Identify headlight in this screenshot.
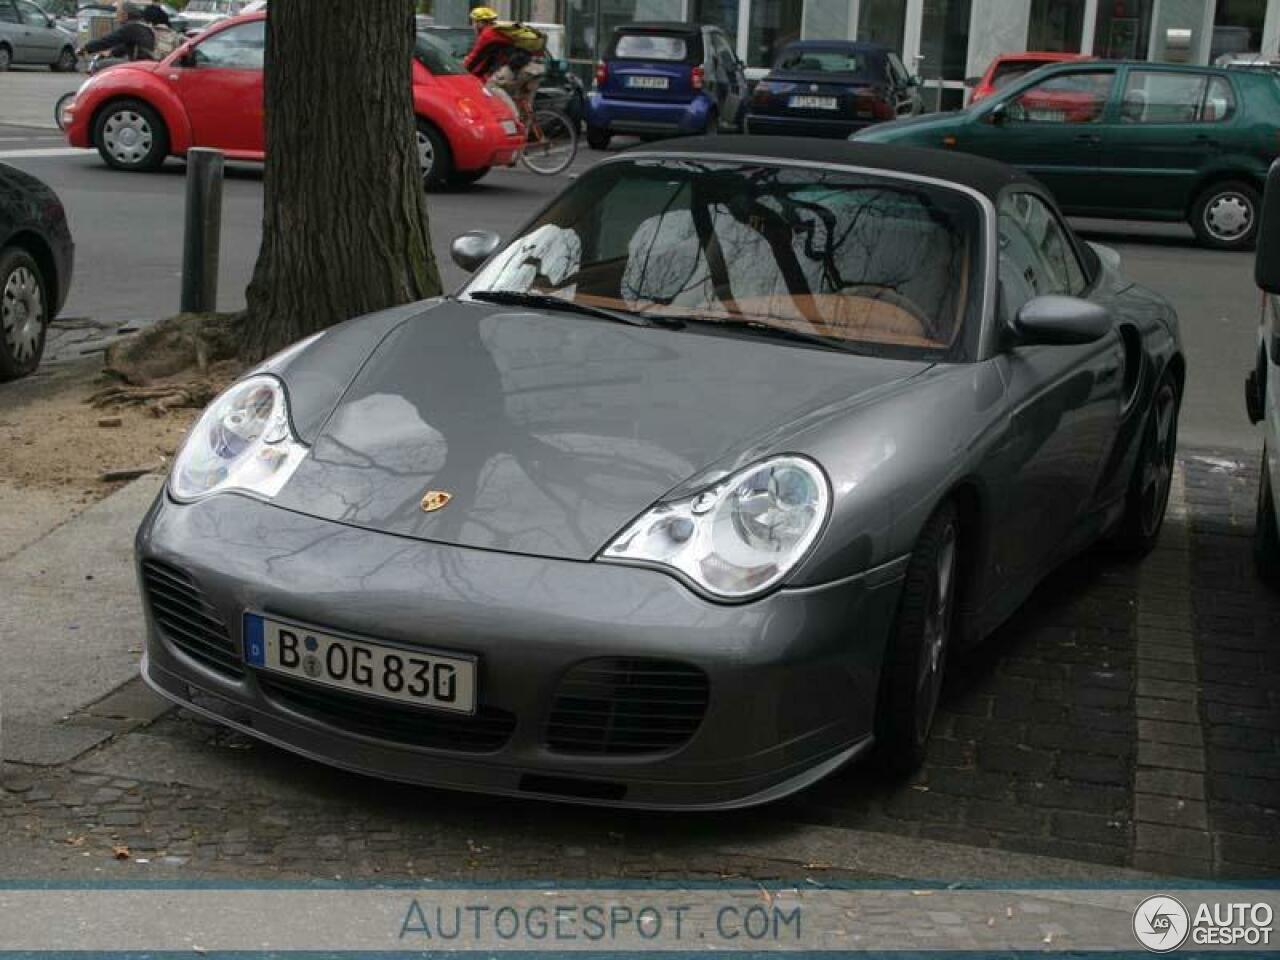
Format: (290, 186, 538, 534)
(169, 375, 307, 503)
(602, 455, 830, 600)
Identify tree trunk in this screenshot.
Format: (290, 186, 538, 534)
(242, 0, 441, 361)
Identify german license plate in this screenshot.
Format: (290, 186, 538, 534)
(243, 613, 476, 714)
(627, 75, 669, 89)
(789, 95, 838, 110)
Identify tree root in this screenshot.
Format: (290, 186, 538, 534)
(89, 312, 246, 415)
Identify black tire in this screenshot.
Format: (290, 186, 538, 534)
(1190, 179, 1261, 250)
(449, 166, 490, 187)
(0, 44, 12, 72)
(520, 109, 577, 176)
(52, 46, 77, 72)
(93, 98, 169, 172)
(704, 108, 720, 135)
(586, 125, 611, 151)
(1255, 446, 1280, 586)
(415, 119, 452, 190)
(1111, 375, 1180, 556)
(874, 501, 960, 777)
(0, 246, 51, 382)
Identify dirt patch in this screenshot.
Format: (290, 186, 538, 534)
(0, 359, 202, 504)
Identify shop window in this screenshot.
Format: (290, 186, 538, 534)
(1093, 0, 1153, 60)
(1028, 0, 1085, 53)
(747, 0, 803, 67)
(1212, 0, 1265, 60)
(857, 0, 907, 55)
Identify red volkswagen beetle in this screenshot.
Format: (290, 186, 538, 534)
(63, 13, 523, 188)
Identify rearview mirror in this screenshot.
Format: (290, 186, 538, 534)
(451, 230, 501, 273)
(1011, 295, 1111, 346)
(1257, 160, 1280, 294)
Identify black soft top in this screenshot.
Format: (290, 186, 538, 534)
(625, 135, 1040, 203)
(615, 21, 701, 35)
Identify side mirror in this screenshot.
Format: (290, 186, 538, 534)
(1010, 295, 1111, 346)
(985, 101, 1008, 125)
(175, 44, 196, 67)
(1256, 160, 1280, 294)
(451, 229, 501, 273)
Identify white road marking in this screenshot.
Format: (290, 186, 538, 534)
(0, 147, 90, 159)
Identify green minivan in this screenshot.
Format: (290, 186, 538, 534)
(855, 61, 1280, 250)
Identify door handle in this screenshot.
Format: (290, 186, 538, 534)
(1074, 133, 1101, 144)
(1193, 133, 1218, 146)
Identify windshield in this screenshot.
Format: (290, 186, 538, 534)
(423, 26, 473, 59)
(415, 33, 465, 75)
(775, 46, 873, 77)
(465, 159, 984, 360)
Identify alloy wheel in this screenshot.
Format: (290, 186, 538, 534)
(1203, 191, 1253, 243)
(2, 265, 46, 366)
(102, 109, 154, 166)
(1139, 384, 1177, 536)
(0, 46, 11, 71)
(416, 129, 435, 181)
(914, 520, 956, 744)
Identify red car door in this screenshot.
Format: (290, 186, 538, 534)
(169, 19, 265, 156)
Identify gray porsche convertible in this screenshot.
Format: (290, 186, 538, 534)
(137, 138, 1183, 810)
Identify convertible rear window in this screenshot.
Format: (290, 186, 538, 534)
(775, 46, 874, 78)
(466, 159, 984, 361)
(611, 33, 696, 62)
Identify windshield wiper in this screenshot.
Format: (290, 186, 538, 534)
(658, 314, 854, 351)
(467, 290, 684, 329)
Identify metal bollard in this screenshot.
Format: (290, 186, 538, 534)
(180, 147, 224, 314)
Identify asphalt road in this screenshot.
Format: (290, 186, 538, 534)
(0, 121, 1263, 452)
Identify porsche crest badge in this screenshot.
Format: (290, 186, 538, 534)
(420, 490, 453, 513)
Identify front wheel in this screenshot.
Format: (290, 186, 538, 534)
(415, 119, 452, 190)
(585, 125, 611, 151)
(0, 44, 12, 72)
(52, 46, 77, 72)
(520, 109, 577, 176)
(873, 502, 959, 777)
(1190, 180, 1260, 250)
(0, 246, 51, 382)
(93, 99, 169, 171)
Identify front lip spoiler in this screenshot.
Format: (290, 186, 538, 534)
(140, 655, 875, 813)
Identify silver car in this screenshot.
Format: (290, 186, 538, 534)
(0, 0, 77, 70)
(137, 138, 1183, 810)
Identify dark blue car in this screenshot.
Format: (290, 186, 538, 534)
(745, 41, 921, 139)
(585, 22, 747, 149)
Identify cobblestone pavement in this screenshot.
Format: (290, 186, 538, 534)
(1, 447, 1277, 882)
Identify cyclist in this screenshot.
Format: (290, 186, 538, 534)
(78, 4, 155, 61)
(463, 7, 545, 110)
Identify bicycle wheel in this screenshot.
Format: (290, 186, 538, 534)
(54, 91, 75, 131)
(520, 109, 577, 176)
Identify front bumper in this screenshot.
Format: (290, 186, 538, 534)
(585, 94, 712, 136)
(137, 492, 905, 810)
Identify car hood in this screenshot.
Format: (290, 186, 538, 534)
(273, 299, 929, 561)
(852, 110, 966, 143)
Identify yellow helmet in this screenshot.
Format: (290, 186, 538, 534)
(469, 6, 499, 22)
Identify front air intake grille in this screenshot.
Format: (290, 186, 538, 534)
(545, 657, 709, 755)
(141, 560, 242, 677)
(259, 674, 516, 753)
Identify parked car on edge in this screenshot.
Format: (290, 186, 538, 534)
(135, 138, 1182, 809)
(1245, 162, 1280, 582)
(62, 13, 523, 188)
(170, 0, 252, 35)
(856, 60, 1280, 250)
(0, 162, 74, 381)
(745, 40, 920, 138)
(966, 51, 1089, 105)
(584, 21, 747, 149)
(0, 0, 77, 71)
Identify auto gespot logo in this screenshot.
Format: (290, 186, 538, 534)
(1133, 895, 1275, 951)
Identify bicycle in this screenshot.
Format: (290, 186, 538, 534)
(512, 91, 577, 177)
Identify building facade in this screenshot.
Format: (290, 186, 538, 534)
(437, 0, 1275, 107)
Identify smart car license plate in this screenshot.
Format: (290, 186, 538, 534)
(627, 76, 669, 89)
(789, 95, 838, 110)
(243, 614, 476, 714)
